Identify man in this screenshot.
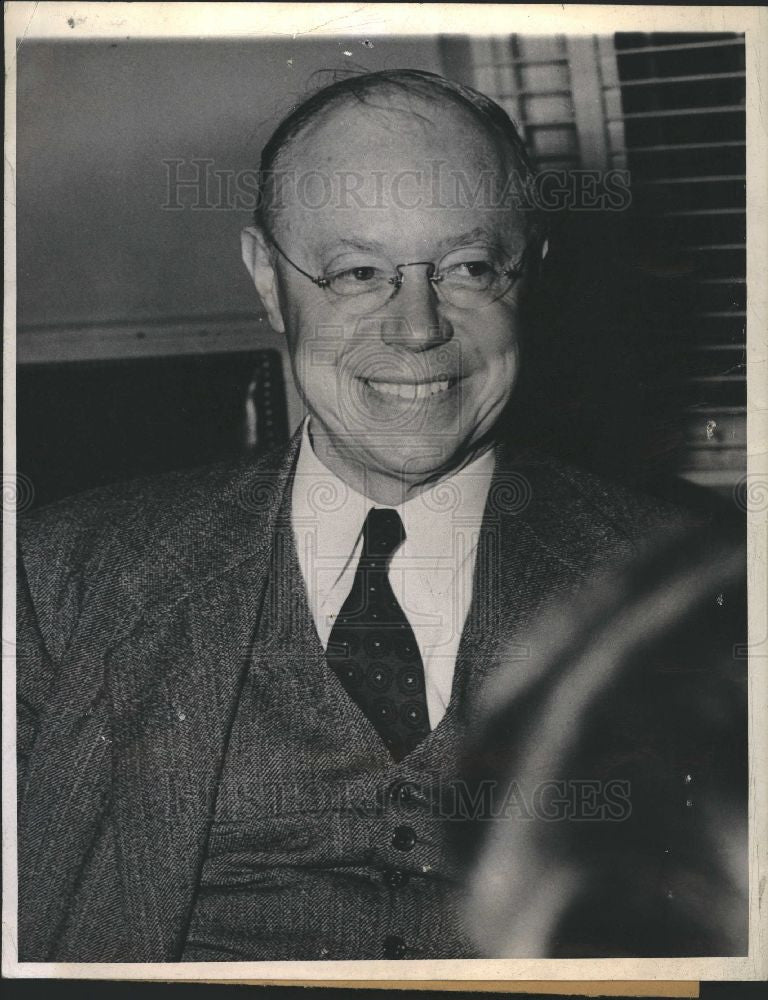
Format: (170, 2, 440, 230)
(17, 69, 688, 962)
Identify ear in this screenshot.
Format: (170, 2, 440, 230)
(241, 226, 285, 333)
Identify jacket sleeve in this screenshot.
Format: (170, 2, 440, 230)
(16, 549, 58, 804)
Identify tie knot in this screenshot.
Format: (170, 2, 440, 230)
(362, 508, 405, 562)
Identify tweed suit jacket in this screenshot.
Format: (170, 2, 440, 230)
(16, 429, 686, 962)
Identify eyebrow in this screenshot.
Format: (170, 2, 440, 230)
(320, 237, 390, 255)
(318, 228, 500, 258)
(434, 228, 495, 252)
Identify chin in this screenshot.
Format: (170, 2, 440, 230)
(372, 438, 470, 479)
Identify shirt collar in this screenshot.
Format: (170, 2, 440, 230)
(291, 418, 495, 570)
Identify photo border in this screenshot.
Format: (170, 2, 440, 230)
(3, 1, 766, 984)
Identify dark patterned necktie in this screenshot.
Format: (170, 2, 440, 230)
(326, 508, 431, 762)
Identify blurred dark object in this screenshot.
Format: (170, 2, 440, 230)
(17, 350, 289, 509)
(455, 527, 748, 957)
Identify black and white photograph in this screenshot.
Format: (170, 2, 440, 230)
(3, 1, 767, 982)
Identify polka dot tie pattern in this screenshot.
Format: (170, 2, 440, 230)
(326, 508, 431, 762)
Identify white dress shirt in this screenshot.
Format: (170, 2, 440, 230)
(291, 420, 495, 728)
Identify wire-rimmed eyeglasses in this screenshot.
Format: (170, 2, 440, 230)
(267, 234, 529, 316)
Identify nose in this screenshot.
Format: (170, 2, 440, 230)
(380, 263, 451, 353)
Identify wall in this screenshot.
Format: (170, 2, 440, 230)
(17, 37, 446, 330)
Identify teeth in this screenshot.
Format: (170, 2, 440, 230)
(367, 379, 452, 400)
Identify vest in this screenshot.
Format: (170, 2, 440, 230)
(181, 500, 483, 961)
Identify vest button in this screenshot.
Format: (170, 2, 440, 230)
(389, 781, 417, 805)
(391, 825, 417, 851)
(383, 934, 408, 959)
(383, 869, 410, 888)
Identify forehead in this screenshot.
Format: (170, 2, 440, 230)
(270, 94, 526, 254)
(291, 91, 501, 167)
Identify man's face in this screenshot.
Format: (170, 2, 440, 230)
(249, 97, 530, 491)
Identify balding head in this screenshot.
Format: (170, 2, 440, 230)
(255, 69, 540, 242)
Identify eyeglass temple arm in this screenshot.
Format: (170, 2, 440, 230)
(266, 233, 328, 287)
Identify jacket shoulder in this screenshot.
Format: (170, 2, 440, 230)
(18, 441, 296, 659)
(503, 449, 706, 571)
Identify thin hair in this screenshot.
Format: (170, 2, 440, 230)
(253, 68, 542, 242)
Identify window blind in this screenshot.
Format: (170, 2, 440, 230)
(463, 32, 746, 493)
(612, 33, 746, 493)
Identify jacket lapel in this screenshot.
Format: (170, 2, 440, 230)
(106, 435, 300, 960)
(454, 445, 590, 725)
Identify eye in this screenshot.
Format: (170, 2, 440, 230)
(344, 266, 378, 282)
(457, 260, 494, 278)
(441, 258, 499, 284)
(326, 263, 391, 297)
(328, 264, 388, 284)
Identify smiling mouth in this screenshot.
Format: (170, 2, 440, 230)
(363, 377, 458, 400)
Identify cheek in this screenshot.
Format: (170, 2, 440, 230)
(461, 309, 521, 387)
(475, 347, 519, 419)
(284, 300, 342, 395)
